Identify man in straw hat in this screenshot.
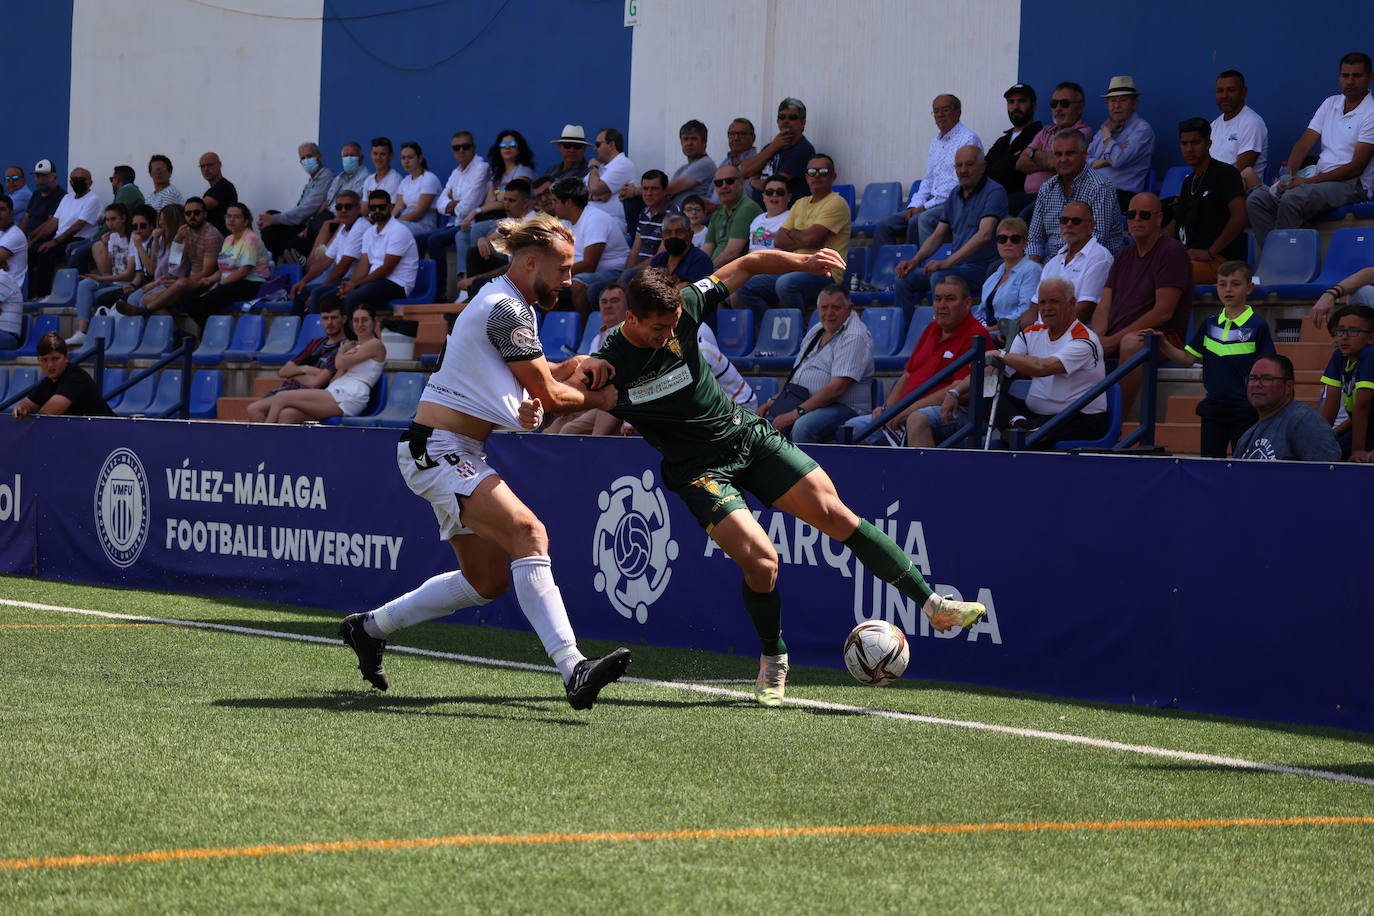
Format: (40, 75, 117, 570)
(1089, 75, 1155, 211)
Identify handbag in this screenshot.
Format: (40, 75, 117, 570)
(765, 382, 812, 420)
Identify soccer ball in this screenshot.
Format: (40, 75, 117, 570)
(843, 621, 910, 686)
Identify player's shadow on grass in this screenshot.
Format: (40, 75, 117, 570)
(211, 692, 588, 727)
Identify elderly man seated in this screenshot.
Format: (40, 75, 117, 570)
(756, 284, 874, 444)
(991, 276, 1109, 447)
(845, 275, 991, 447)
(893, 145, 1007, 315)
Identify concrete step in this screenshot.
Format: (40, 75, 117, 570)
(1166, 396, 1201, 423)
(1121, 421, 1200, 455)
(215, 397, 253, 422)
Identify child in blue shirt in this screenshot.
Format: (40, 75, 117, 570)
(1319, 303, 1374, 462)
(1154, 260, 1274, 457)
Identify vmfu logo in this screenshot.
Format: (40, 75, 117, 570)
(592, 470, 677, 624)
(94, 447, 150, 568)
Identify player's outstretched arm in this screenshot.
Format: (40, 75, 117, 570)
(509, 357, 608, 415)
(713, 248, 846, 294)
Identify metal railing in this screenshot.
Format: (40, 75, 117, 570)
(846, 337, 987, 447)
(1012, 333, 1159, 451)
(1, 336, 196, 419)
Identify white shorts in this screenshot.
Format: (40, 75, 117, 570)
(327, 377, 372, 417)
(396, 427, 499, 539)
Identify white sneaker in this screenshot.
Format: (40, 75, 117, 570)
(64, 330, 86, 346)
(754, 652, 789, 707)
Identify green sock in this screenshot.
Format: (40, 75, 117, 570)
(741, 582, 787, 656)
(844, 519, 934, 604)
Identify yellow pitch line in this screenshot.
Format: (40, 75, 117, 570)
(4, 816, 1372, 872)
(0, 624, 170, 628)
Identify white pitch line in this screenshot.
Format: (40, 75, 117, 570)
(4, 597, 1371, 789)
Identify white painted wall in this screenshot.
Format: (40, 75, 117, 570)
(628, 0, 1021, 198)
(68, 0, 322, 220)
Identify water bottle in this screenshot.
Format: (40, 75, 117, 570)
(1270, 162, 1291, 197)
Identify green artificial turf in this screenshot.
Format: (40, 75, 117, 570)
(2, 576, 1372, 914)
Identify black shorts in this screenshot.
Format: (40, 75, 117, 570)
(661, 420, 819, 534)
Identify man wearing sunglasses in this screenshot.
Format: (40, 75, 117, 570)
(1234, 354, 1340, 461)
(543, 125, 590, 183)
(702, 165, 761, 269)
(290, 190, 366, 315)
(585, 127, 636, 231)
(732, 155, 849, 316)
(894, 146, 1006, 315)
(741, 98, 815, 204)
(3, 168, 31, 227)
(1092, 191, 1192, 415)
(427, 131, 491, 297)
(874, 94, 983, 250)
(1036, 201, 1112, 319)
(329, 190, 419, 313)
(1017, 82, 1092, 201)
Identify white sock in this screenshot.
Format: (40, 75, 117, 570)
(367, 570, 489, 637)
(510, 555, 584, 679)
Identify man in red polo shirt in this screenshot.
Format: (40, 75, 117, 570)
(845, 274, 991, 446)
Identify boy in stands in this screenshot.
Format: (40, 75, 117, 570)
(1319, 304, 1374, 462)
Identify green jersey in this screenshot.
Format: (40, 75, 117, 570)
(595, 276, 766, 462)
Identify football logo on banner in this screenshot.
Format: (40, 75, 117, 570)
(94, 448, 150, 568)
(592, 470, 677, 624)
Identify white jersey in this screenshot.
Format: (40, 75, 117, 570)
(696, 323, 755, 406)
(419, 274, 541, 430)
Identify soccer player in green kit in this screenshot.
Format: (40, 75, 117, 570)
(575, 248, 986, 706)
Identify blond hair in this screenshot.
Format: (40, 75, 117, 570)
(493, 213, 574, 257)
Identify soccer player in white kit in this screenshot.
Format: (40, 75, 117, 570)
(339, 214, 631, 709)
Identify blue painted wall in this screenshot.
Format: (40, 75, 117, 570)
(4, 1, 72, 188)
(319, 0, 632, 181)
(1019, 1, 1370, 180)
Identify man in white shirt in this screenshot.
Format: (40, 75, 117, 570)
(457, 179, 541, 300)
(1035, 201, 1113, 322)
(993, 275, 1110, 447)
(552, 177, 629, 316)
(424, 130, 492, 300)
(290, 190, 367, 314)
(0, 193, 28, 292)
(29, 167, 100, 298)
(1246, 52, 1374, 246)
(362, 137, 403, 199)
(1210, 69, 1268, 191)
(873, 94, 983, 248)
(329, 190, 418, 312)
(584, 127, 635, 230)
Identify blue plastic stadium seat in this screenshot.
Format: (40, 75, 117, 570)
(1054, 384, 1123, 450)
(539, 311, 581, 359)
(843, 246, 871, 288)
(833, 184, 857, 220)
(393, 260, 438, 306)
(852, 181, 904, 237)
(324, 373, 389, 425)
(69, 314, 116, 363)
(100, 368, 126, 409)
(112, 371, 158, 417)
(261, 265, 303, 313)
(128, 315, 174, 360)
(875, 305, 933, 372)
(853, 245, 916, 306)
(192, 315, 234, 366)
(341, 371, 425, 428)
(1315, 202, 1374, 222)
(1158, 166, 1190, 201)
(907, 179, 922, 203)
(1311, 227, 1374, 290)
(577, 319, 603, 354)
(1253, 229, 1320, 299)
(861, 307, 906, 357)
(23, 267, 79, 311)
(419, 353, 439, 369)
(746, 376, 779, 405)
(745, 308, 805, 372)
(253, 316, 301, 367)
(7, 367, 39, 404)
(101, 316, 144, 363)
(142, 369, 185, 417)
(714, 309, 755, 358)
(222, 314, 266, 362)
(0, 367, 7, 403)
(188, 370, 222, 419)
(0, 314, 59, 359)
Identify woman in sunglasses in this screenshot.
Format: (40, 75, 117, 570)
(118, 204, 185, 316)
(748, 177, 792, 251)
(449, 131, 536, 295)
(977, 216, 1042, 339)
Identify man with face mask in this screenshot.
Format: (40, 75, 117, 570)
(28, 167, 100, 298)
(646, 213, 713, 285)
(259, 142, 335, 261)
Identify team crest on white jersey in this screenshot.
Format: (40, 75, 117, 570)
(592, 470, 677, 623)
(510, 325, 538, 350)
(94, 448, 150, 568)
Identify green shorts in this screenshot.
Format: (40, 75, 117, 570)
(662, 420, 819, 534)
